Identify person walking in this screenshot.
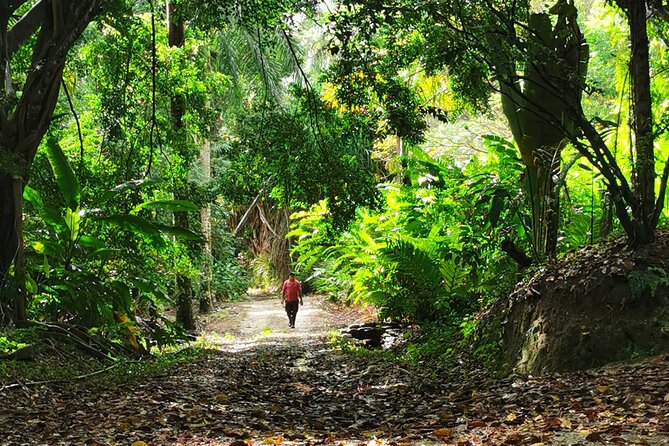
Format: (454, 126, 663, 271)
(281, 271, 303, 328)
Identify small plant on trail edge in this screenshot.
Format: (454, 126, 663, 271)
(328, 329, 399, 360)
(402, 323, 456, 364)
(0, 337, 27, 354)
(459, 316, 507, 373)
(0, 327, 41, 355)
(628, 266, 669, 300)
(328, 329, 363, 353)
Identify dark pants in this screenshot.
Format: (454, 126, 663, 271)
(285, 301, 299, 327)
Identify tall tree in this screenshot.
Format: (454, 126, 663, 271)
(0, 1, 106, 322)
(167, 0, 195, 331)
(612, 0, 655, 243)
(328, 0, 667, 248)
(492, 3, 589, 257)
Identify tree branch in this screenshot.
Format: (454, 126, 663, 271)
(61, 77, 85, 172)
(653, 154, 669, 226)
(6, 0, 47, 59)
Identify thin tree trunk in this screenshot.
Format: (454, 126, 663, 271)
(168, 0, 195, 331)
(628, 0, 656, 245)
(600, 190, 614, 238)
(199, 139, 213, 313)
(0, 173, 19, 325)
(0, 173, 18, 284)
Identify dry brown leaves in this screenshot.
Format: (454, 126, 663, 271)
(1, 340, 668, 446)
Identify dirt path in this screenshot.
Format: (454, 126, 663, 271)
(2, 296, 669, 445)
(201, 294, 361, 348)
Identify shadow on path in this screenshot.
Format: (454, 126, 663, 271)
(2, 296, 669, 445)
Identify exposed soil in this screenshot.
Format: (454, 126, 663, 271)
(486, 230, 669, 374)
(199, 294, 370, 346)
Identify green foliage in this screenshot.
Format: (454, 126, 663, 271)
(0, 336, 28, 355)
(220, 87, 380, 227)
(10, 1, 259, 340)
(4, 0, 667, 368)
(326, 0, 669, 248)
(181, 0, 315, 30)
(209, 232, 250, 300)
(628, 267, 669, 300)
(460, 316, 506, 371)
(23, 139, 197, 341)
(291, 140, 525, 325)
(402, 323, 456, 364)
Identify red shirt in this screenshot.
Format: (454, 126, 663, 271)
(282, 279, 302, 302)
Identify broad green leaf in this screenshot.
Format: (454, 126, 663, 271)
(65, 208, 82, 242)
(78, 235, 107, 249)
(31, 240, 64, 258)
(31, 241, 46, 254)
(42, 206, 66, 230)
(25, 276, 38, 294)
(43, 254, 50, 279)
(101, 215, 165, 247)
(24, 186, 65, 229)
(23, 186, 44, 208)
(45, 137, 80, 211)
(133, 200, 199, 213)
(89, 248, 117, 259)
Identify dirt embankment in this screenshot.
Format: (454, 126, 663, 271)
(484, 230, 669, 374)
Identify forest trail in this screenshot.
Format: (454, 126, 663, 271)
(201, 294, 361, 348)
(2, 297, 669, 445)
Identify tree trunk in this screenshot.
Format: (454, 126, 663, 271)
(0, 174, 18, 284)
(494, 7, 588, 260)
(0, 173, 19, 324)
(168, 0, 195, 331)
(600, 190, 614, 239)
(270, 205, 292, 282)
(199, 139, 213, 313)
(628, 0, 656, 245)
(0, 1, 103, 326)
(174, 210, 195, 331)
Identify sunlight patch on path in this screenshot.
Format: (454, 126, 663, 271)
(200, 295, 339, 352)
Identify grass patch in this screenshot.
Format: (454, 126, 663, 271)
(0, 329, 214, 391)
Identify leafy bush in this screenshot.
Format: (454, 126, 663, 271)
(23, 137, 198, 344)
(290, 138, 526, 326)
(0, 336, 28, 354)
(211, 260, 250, 300)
